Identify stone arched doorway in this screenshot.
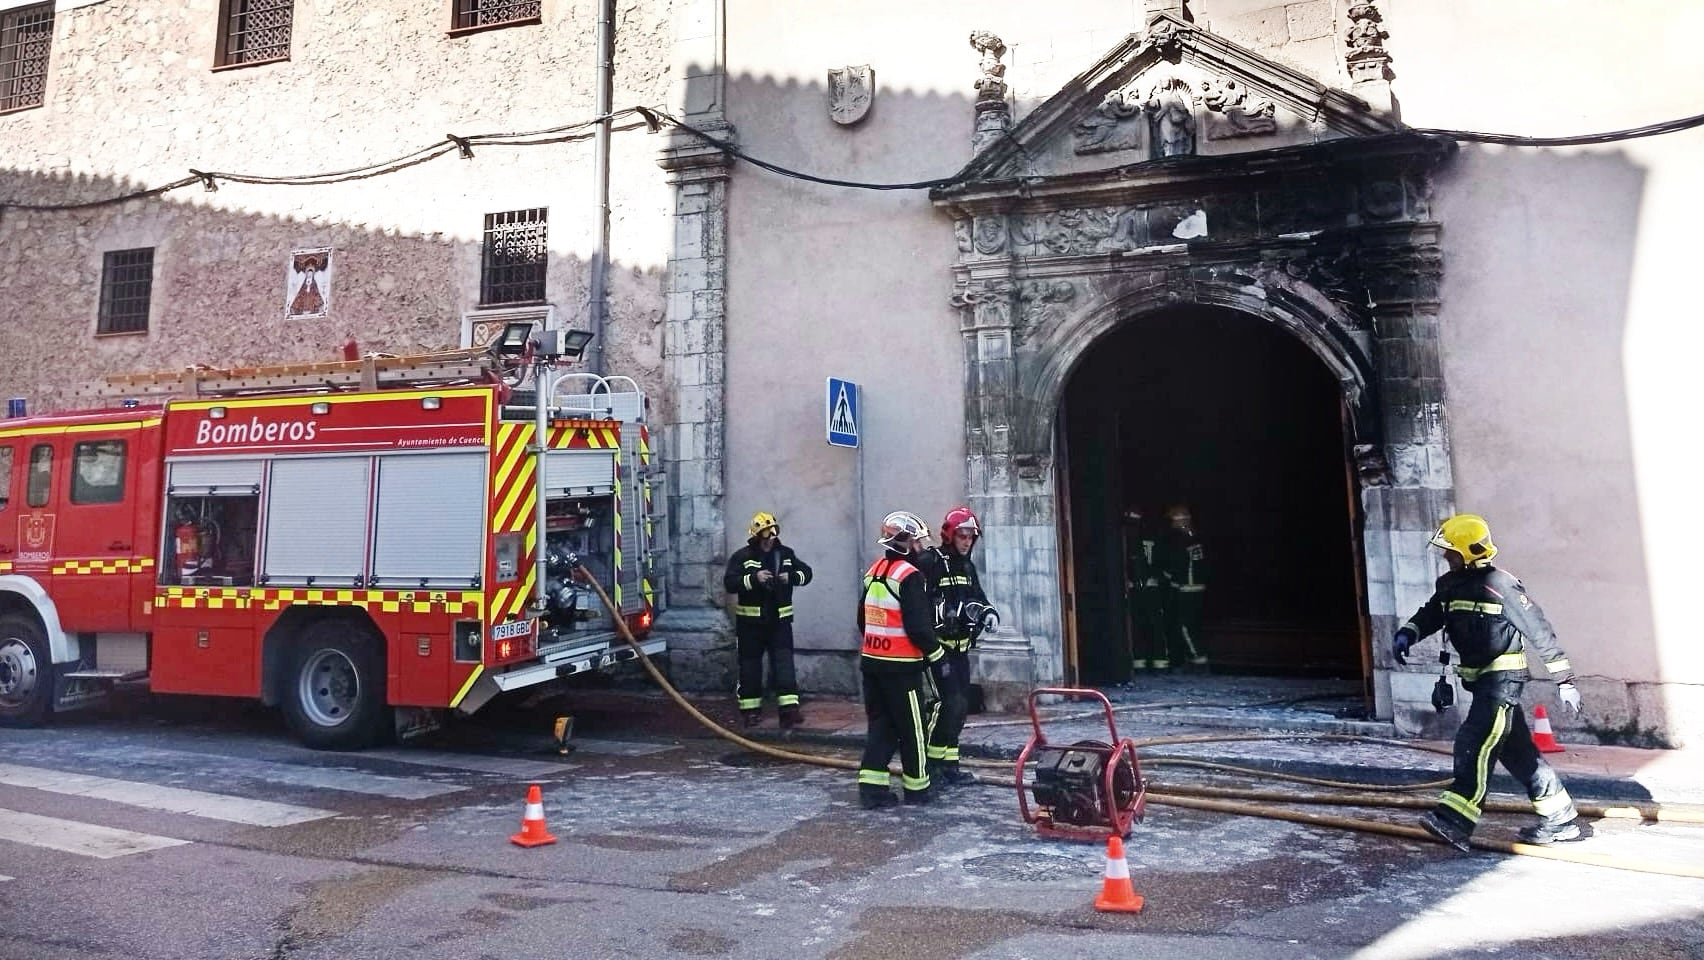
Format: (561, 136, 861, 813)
(1059, 302, 1367, 685)
(932, 137, 1458, 721)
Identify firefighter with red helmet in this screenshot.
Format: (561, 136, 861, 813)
(1156, 503, 1210, 670)
(924, 505, 996, 787)
(1395, 514, 1586, 851)
(856, 511, 946, 809)
(723, 511, 813, 729)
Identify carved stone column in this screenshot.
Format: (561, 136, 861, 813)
(654, 0, 735, 689)
(1359, 226, 1456, 735)
(969, 31, 1011, 156)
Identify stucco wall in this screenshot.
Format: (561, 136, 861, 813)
(1384, 0, 1704, 745)
(0, 0, 678, 411)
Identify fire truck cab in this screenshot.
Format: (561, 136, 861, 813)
(0, 352, 666, 748)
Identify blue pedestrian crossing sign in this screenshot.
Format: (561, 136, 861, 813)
(826, 377, 860, 448)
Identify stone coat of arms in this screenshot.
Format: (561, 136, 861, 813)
(828, 65, 874, 125)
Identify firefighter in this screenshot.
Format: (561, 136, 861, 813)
(722, 511, 813, 730)
(856, 511, 946, 810)
(1157, 503, 1210, 669)
(1394, 514, 1586, 851)
(1122, 506, 1167, 674)
(924, 506, 994, 787)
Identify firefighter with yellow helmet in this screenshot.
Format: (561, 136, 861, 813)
(855, 511, 946, 809)
(1394, 514, 1586, 851)
(723, 511, 814, 729)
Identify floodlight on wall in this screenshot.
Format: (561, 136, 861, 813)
(494, 321, 537, 357)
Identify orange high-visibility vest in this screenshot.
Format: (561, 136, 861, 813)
(862, 557, 926, 662)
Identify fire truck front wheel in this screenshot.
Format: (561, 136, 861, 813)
(283, 619, 390, 750)
(0, 613, 52, 727)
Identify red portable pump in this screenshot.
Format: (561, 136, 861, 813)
(1015, 687, 1147, 840)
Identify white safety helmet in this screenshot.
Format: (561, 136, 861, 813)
(878, 510, 929, 550)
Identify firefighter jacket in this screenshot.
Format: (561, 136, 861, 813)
(856, 550, 944, 673)
(1157, 528, 1209, 592)
(1398, 564, 1573, 685)
(925, 545, 988, 651)
(723, 539, 812, 622)
(1124, 524, 1160, 589)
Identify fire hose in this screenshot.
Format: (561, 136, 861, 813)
(573, 565, 1704, 879)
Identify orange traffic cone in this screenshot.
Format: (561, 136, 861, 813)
(509, 783, 559, 847)
(1093, 834, 1145, 914)
(1531, 705, 1564, 754)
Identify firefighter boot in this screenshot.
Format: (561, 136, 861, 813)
(859, 785, 899, 810)
(902, 786, 932, 806)
(1419, 810, 1474, 853)
(740, 709, 763, 730)
(1518, 817, 1585, 845)
(936, 763, 979, 787)
(778, 705, 804, 730)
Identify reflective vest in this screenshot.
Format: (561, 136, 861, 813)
(862, 557, 925, 662)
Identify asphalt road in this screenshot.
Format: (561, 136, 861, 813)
(2, 689, 1702, 960)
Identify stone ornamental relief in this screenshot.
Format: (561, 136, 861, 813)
(1072, 68, 1278, 157)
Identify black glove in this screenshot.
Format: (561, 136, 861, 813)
(1392, 628, 1416, 665)
(936, 655, 958, 687)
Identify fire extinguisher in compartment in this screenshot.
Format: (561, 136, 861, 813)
(175, 518, 202, 581)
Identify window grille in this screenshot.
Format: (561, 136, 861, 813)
(99, 248, 155, 335)
(453, 0, 542, 32)
(216, 0, 292, 67)
(0, 3, 53, 113)
(480, 209, 549, 306)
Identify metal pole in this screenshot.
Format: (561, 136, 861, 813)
(588, 0, 615, 375)
(532, 359, 554, 613)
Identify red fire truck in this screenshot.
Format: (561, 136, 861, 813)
(0, 349, 666, 748)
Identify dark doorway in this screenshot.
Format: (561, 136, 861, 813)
(1060, 305, 1364, 684)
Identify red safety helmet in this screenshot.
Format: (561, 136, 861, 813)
(940, 506, 981, 544)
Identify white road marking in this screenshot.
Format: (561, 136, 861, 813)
(0, 875, 14, 881)
(362, 749, 573, 778)
(569, 738, 680, 757)
(0, 763, 334, 827)
(80, 747, 465, 800)
(0, 809, 189, 860)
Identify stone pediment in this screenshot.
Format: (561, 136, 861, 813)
(960, 13, 1398, 182)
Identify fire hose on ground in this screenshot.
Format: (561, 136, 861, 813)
(574, 565, 1704, 879)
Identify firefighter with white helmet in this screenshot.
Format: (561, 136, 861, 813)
(855, 510, 946, 809)
(723, 511, 813, 729)
(923, 505, 996, 787)
(1395, 514, 1586, 851)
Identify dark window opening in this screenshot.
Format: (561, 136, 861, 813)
(452, 0, 542, 33)
(98, 248, 154, 334)
(480, 208, 548, 306)
(215, 0, 292, 67)
(166, 493, 260, 587)
(0, 3, 54, 113)
(71, 440, 126, 505)
(0, 446, 13, 510)
(26, 443, 50, 508)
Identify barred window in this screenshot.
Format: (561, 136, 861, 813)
(452, 0, 542, 33)
(0, 3, 54, 114)
(215, 0, 292, 68)
(481, 209, 548, 306)
(98, 248, 154, 335)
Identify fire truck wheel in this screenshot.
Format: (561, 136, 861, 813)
(283, 619, 389, 750)
(0, 613, 53, 727)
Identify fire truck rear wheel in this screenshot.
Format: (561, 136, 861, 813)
(283, 619, 389, 750)
(0, 613, 52, 727)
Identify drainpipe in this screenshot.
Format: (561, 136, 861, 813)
(588, 0, 615, 375)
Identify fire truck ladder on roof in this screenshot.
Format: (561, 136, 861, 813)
(84, 349, 511, 400)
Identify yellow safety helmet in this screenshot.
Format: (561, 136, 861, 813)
(748, 511, 779, 539)
(1430, 514, 1497, 564)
